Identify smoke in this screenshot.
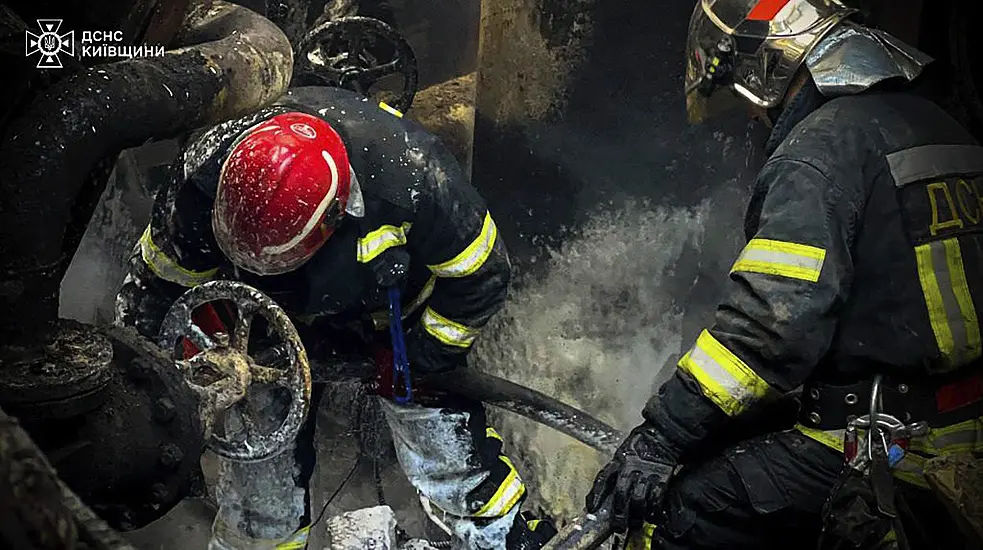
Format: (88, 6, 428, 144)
(472, 188, 747, 519)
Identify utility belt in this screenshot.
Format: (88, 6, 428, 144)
(798, 369, 983, 432)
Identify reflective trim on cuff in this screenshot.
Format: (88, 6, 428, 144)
(731, 238, 826, 283)
(139, 224, 218, 287)
(357, 222, 412, 263)
(421, 307, 478, 348)
(474, 456, 526, 518)
(275, 525, 311, 550)
(678, 329, 778, 416)
(428, 212, 498, 278)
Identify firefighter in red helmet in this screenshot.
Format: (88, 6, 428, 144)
(116, 88, 555, 549)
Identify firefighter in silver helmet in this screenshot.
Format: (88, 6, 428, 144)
(588, 1, 983, 548)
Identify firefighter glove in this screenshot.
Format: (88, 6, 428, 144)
(586, 422, 678, 533)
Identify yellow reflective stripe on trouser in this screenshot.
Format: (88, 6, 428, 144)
(795, 417, 983, 489)
(730, 238, 826, 282)
(275, 525, 310, 549)
(794, 423, 845, 452)
(138, 224, 218, 287)
(474, 456, 526, 518)
(421, 307, 478, 348)
(677, 329, 777, 416)
(914, 238, 982, 369)
(357, 222, 412, 263)
(907, 418, 983, 455)
(428, 212, 498, 278)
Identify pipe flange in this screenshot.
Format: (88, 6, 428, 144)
(0, 319, 113, 418)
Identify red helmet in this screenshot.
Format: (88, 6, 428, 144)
(213, 112, 351, 275)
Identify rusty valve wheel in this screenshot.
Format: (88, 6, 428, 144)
(157, 281, 312, 462)
(295, 15, 419, 113)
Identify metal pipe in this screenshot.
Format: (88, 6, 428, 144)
(541, 503, 614, 550)
(0, 406, 137, 550)
(0, 1, 293, 345)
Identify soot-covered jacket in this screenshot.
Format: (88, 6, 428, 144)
(646, 89, 983, 455)
(118, 86, 510, 373)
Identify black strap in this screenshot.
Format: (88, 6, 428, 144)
(799, 371, 983, 431)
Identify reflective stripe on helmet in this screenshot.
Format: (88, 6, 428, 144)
(212, 112, 351, 275)
(356, 222, 413, 263)
(678, 329, 778, 416)
(428, 212, 498, 278)
(261, 149, 340, 256)
(746, 0, 792, 21)
(139, 224, 217, 287)
(421, 307, 478, 348)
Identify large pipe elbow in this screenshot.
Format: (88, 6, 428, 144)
(0, 1, 292, 344)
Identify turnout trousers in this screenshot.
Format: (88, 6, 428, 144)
(641, 430, 969, 550)
(217, 387, 528, 549)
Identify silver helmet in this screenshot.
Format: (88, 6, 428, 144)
(684, 0, 933, 123)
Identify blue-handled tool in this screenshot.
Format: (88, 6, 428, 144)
(387, 286, 413, 404)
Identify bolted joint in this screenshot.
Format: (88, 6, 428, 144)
(159, 443, 184, 469)
(153, 398, 177, 423)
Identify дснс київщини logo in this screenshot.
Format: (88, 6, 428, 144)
(25, 19, 75, 69)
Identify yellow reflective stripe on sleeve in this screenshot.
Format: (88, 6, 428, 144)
(379, 101, 404, 118)
(730, 238, 826, 283)
(486, 427, 503, 441)
(428, 212, 498, 278)
(914, 238, 982, 370)
(138, 224, 218, 287)
(421, 307, 478, 348)
(474, 456, 526, 518)
(677, 329, 778, 416)
(357, 222, 412, 263)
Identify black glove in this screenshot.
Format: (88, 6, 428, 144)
(586, 422, 679, 532)
(369, 247, 410, 288)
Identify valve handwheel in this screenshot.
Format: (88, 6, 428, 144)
(295, 15, 419, 113)
(158, 281, 312, 462)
